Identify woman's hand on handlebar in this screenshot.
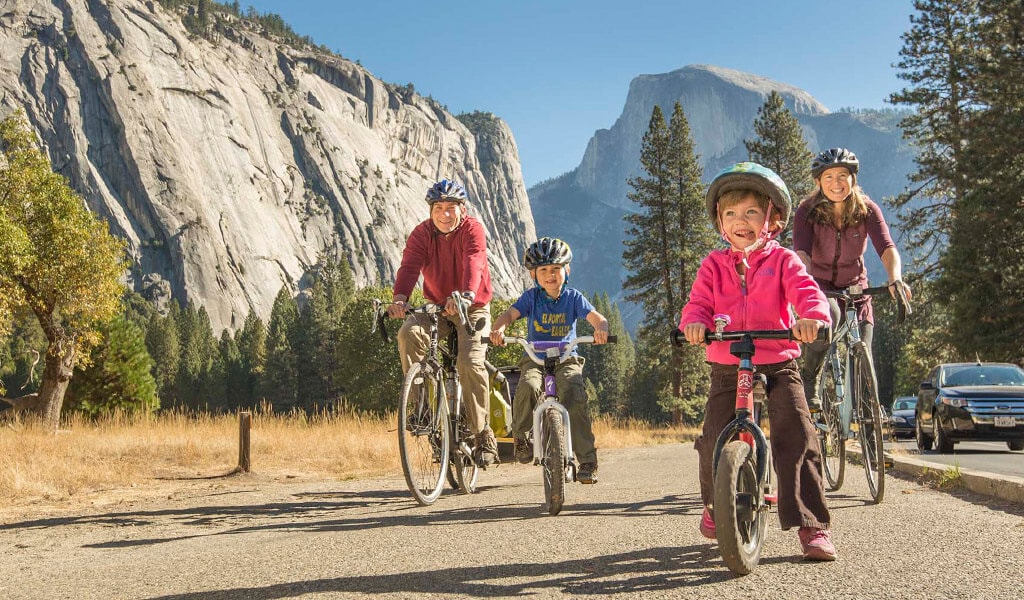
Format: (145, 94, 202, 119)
(791, 318, 826, 344)
(682, 322, 707, 345)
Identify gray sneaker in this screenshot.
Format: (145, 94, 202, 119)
(514, 436, 533, 464)
(475, 429, 499, 467)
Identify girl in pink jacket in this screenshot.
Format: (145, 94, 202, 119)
(678, 162, 836, 562)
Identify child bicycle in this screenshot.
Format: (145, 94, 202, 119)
(372, 292, 485, 506)
(484, 334, 616, 515)
(672, 314, 826, 575)
(812, 283, 909, 503)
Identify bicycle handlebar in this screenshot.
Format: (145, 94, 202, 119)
(669, 326, 829, 348)
(371, 292, 484, 343)
(480, 335, 618, 366)
(824, 282, 912, 324)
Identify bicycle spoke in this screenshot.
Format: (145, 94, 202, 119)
(398, 363, 449, 505)
(854, 349, 885, 503)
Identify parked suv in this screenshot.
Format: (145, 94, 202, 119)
(916, 362, 1024, 453)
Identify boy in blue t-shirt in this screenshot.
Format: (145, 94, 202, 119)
(489, 237, 609, 483)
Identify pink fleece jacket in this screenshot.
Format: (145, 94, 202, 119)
(679, 240, 831, 365)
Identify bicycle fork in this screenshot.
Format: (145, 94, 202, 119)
(531, 373, 575, 475)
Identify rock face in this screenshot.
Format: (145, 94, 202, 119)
(529, 65, 915, 326)
(0, 0, 536, 331)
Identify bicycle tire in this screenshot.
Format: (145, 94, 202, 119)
(852, 348, 885, 503)
(714, 440, 768, 575)
(449, 392, 479, 494)
(397, 362, 449, 506)
(819, 361, 846, 491)
(541, 407, 566, 516)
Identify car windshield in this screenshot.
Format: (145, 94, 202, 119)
(893, 399, 914, 411)
(942, 365, 1024, 387)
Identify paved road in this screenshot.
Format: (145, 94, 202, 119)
(2, 443, 1023, 599)
(889, 439, 1024, 478)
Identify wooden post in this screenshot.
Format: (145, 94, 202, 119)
(238, 411, 251, 473)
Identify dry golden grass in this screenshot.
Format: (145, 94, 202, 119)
(0, 411, 695, 510)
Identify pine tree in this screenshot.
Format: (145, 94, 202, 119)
(65, 315, 158, 417)
(263, 286, 299, 411)
(744, 90, 814, 243)
(335, 287, 404, 413)
(622, 103, 716, 424)
(578, 293, 634, 416)
(145, 309, 180, 405)
(235, 310, 266, 406)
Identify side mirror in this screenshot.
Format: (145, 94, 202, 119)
(919, 381, 935, 391)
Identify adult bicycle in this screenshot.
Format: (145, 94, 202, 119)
(812, 283, 910, 503)
(672, 315, 826, 575)
(372, 292, 483, 506)
(484, 334, 615, 515)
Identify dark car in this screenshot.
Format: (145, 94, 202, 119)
(916, 362, 1024, 453)
(889, 396, 916, 439)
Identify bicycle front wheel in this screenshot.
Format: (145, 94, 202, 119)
(852, 348, 885, 503)
(714, 440, 768, 575)
(541, 407, 566, 516)
(398, 362, 449, 506)
(449, 394, 479, 494)
(819, 361, 846, 491)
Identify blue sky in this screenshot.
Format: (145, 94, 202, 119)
(239, 1, 916, 187)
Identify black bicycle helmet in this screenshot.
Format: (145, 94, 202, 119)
(523, 237, 573, 269)
(425, 179, 468, 204)
(705, 162, 792, 230)
(811, 147, 860, 179)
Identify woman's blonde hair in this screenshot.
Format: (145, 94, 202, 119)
(799, 176, 871, 228)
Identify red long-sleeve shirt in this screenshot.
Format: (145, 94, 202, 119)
(393, 216, 493, 307)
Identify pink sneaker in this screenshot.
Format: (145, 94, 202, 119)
(798, 527, 837, 561)
(699, 508, 716, 540)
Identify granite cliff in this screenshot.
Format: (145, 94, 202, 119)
(0, 0, 536, 331)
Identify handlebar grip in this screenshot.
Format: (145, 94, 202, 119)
(479, 336, 491, 344)
(607, 335, 618, 343)
(670, 329, 685, 348)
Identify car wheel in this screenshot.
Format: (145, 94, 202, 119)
(933, 414, 955, 453)
(1008, 441, 1024, 452)
(916, 414, 933, 451)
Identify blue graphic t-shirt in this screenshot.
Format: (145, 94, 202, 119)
(512, 287, 595, 348)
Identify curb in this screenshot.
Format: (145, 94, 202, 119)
(849, 445, 1024, 504)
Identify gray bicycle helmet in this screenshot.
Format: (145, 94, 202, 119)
(705, 162, 792, 230)
(811, 147, 860, 179)
(425, 179, 468, 204)
(524, 237, 573, 269)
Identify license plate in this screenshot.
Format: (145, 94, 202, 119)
(994, 416, 1016, 427)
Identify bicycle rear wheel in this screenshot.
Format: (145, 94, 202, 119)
(398, 362, 449, 506)
(852, 348, 885, 503)
(449, 393, 479, 494)
(714, 440, 768, 575)
(541, 407, 566, 516)
(819, 361, 846, 491)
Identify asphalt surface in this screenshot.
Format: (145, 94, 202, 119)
(1, 442, 1022, 599)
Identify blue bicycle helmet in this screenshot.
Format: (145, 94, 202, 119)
(811, 147, 860, 179)
(425, 179, 468, 204)
(705, 162, 793, 229)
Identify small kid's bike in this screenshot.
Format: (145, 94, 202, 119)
(672, 314, 826, 575)
(373, 292, 484, 506)
(484, 334, 616, 515)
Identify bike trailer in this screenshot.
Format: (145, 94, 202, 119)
(487, 362, 518, 443)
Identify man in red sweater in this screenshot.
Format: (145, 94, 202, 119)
(386, 179, 498, 466)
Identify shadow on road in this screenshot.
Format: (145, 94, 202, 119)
(144, 544, 772, 599)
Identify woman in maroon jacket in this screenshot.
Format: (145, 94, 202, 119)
(386, 179, 498, 466)
(792, 148, 912, 409)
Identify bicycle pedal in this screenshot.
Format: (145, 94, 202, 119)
(884, 458, 894, 469)
(764, 493, 777, 505)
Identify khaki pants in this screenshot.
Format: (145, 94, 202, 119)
(511, 355, 596, 464)
(397, 306, 492, 435)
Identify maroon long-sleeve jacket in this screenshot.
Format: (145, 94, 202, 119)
(393, 216, 493, 307)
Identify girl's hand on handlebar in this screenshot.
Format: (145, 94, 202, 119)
(682, 322, 707, 345)
(792, 318, 824, 344)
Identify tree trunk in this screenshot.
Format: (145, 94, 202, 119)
(39, 346, 75, 430)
